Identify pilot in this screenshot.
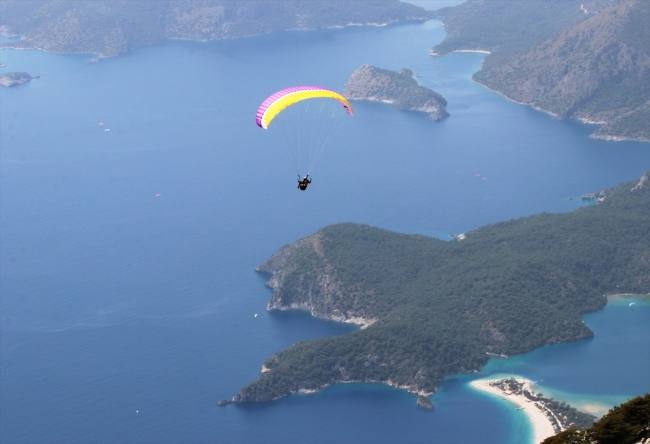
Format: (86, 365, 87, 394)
(297, 175, 312, 191)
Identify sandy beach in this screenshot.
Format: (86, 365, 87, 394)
(470, 378, 557, 444)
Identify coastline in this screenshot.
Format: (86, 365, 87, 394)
(472, 76, 541, 109)
(589, 134, 650, 143)
(452, 49, 491, 54)
(0, 18, 423, 61)
(429, 48, 491, 56)
(224, 377, 434, 405)
(429, 50, 593, 128)
(606, 293, 650, 299)
(472, 73, 650, 144)
(469, 377, 557, 444)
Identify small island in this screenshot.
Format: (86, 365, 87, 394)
(343, 64, 449, 121)
(0, 72, 33, 87)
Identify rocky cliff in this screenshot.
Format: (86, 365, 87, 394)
(343, 65, 449, 121)
(256, 233, 377, 328)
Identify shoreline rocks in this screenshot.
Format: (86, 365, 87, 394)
(581, 190, 607, 201)
(417, 395, 434, 410)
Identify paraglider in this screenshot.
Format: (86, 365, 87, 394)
(256, 86, 353, 189)
(297, 175, 312, 191)
(629, 302, 636, 306)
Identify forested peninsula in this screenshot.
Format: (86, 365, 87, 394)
(432, 0, 650, 142)
(224, 174, 649, 404)
(0, 0, 430, 58)
(343, 65, 449, 121)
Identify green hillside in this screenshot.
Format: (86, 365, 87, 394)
(231, 173, 650, 403)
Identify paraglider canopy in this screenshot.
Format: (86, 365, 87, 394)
(255, 85, 354, 181)
(256, 86, 353, 129)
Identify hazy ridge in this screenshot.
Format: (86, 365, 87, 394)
(0, 0, 430, 57)
(432, 0, 649, 142)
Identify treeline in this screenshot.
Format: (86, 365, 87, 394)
(594, 104, 650, 141)
(496, 378, 596, 429)
(542, 394, 650, 444)
(234, 174, 649, 402)
(523, 386, 597, 430)
(545, 400, 596, 430)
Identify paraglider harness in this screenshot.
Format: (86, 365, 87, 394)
(297, 175, 312, 191)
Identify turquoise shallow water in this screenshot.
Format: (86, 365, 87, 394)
(461, 297, 650, 431)
(1, 18, 649, 444)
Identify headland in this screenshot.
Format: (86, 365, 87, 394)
(227, 173, 649, 406)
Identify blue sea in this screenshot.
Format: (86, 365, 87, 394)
(1, 16, 649, 444)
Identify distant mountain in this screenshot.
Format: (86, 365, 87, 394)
(432, 0, 649, 142)
(226, 173, 649, 404)
(343, 65, 449, 120)
(0, 0, 430, 57)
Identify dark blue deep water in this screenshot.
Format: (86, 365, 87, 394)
(1, 18, 649, 444)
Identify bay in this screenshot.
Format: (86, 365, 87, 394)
(1, 17, 648, 444)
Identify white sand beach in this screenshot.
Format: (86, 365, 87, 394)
(470, 378, 557, 444)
